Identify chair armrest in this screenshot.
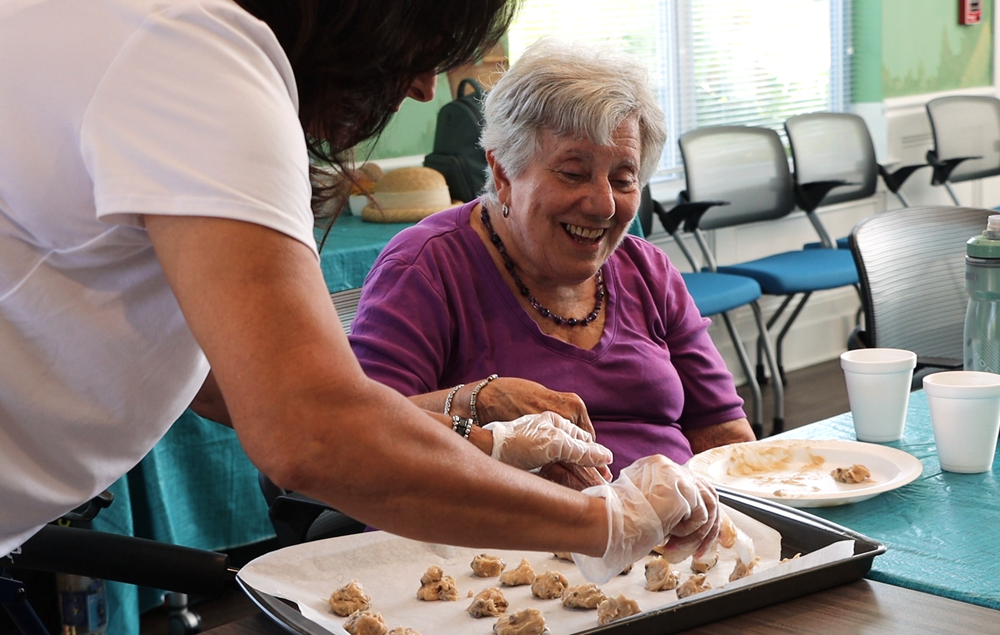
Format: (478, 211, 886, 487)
(654, 193, 729, 234)
(877, 162, 930, 194)
(925, 150, 982, 185)
(794, 179, 853, 214)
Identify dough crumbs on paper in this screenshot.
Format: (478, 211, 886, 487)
(387, 629, 421, 635)
(344, 610, 388, 635)
(416, 565, 459, 601)
(499, 558, 536, 586)
(530, 570, 569, 599)
(596, 593, 640, 625)
(471, 553, 506, 577)
(831, 464, 872, 484)
(676, 574, 711, 599)
(328, 580, 371, 617)
(493, 607, 547, 635)
(561, 583, 606, 609)
(644, 557, 680, 591)
(468, 587, 508, 618)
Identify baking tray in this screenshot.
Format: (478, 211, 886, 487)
(238, 488, 885, 634)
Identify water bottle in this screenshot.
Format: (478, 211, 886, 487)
(964, 214, 1000, 374)
(56, 573, 108, 635)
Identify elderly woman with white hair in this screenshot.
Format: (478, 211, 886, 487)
(350, 38, 753, 486)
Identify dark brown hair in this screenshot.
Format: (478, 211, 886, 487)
(234, 0, 519, 222)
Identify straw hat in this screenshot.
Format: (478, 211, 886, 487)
(362, 167, 455, 223)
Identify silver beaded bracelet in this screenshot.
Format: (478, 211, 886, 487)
(469, 374, 499, 426)
(443, 383, 465, 415)
(452, 415, 474, 440)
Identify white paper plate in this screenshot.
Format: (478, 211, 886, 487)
(687, 439, 923, 507)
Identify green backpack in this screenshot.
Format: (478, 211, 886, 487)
(423, 78, 488, 203)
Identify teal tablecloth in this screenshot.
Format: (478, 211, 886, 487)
(316, 216, 414, 293)
(774, 390, 1000, 610)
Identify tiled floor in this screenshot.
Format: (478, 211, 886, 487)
(137, 358, 852, 633)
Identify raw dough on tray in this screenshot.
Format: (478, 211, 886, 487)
(344, 610, 388, 635)
(493, 607, 547, 635)
(386, 629, 421, 635)
(471, 553, 507, 577)
(561, 583, 605, 609)
(644, 557, 680, 591)
(468, 587, 509, 618)
(416, 565, 459, 601)
(499, 558, 536, 586)
(676, 574, 711, 599)
(328, 580, 372, 617)
(530, 570, 569, 599)
(596, 593, 640, 625)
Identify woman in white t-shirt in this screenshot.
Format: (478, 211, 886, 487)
(0, 0, 720, 582)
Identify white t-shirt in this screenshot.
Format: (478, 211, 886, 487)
(0, 0, 318, 556)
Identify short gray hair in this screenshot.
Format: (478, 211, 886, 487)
(479, 37, 667, 208)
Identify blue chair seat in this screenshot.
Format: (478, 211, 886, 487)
(681, 272, 762, 317)
(804, 236, 851, 250)
(717, 249, 858, 295)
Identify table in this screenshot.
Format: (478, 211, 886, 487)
(315, 217, 415, 293)
(203, 580, 1000, 634)
(773, 389, 1000, 610)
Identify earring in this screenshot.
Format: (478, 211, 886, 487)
(502, 203, 510, 218)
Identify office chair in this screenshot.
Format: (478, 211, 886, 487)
(673, 126, 859, 408)
(653, 196, 783, 438)
(925, 96, 1000, 206)
(849, 205, 992, 382)
(785, 112, 924, 249)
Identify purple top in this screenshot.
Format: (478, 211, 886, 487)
(349, 201, 745, 474)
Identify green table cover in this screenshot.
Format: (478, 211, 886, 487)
(774, 390, 1000, 610)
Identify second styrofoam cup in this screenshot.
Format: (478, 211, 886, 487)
(922, 371, 1000, 473)
(840, 348, 917, 442)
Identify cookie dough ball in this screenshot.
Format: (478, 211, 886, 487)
(471, 554, 506, 578)
(691, 547, 719, 573)
(729, 556, 761, 582)
(416, 565, 459, 601)
(328, 580, 372, 617)
(831, 464, 871, 484)
(530, 570, 569, 600)
(552, 552, 573, 562)
(493, 608, 547, 635)
(499, 558, 535, 587)
(597, 593, 640, 625)
(561, 583, 606, 609)
(468, 587, 508, 618)
(676, 574, 712, 599)
(344, 610, 388, 635)
(644, 557, 681, 592)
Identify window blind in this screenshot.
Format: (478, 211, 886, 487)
(507, 0, 852, 175)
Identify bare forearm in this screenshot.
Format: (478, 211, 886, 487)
(684, 418, 756, 455)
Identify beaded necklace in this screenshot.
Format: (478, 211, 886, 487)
(481, 206, 605, 327)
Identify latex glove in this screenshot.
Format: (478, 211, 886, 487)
(483, 412, 613, 472)
(572, 455, 720, 584)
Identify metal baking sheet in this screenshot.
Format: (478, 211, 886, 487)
(238, 489, 884, 634)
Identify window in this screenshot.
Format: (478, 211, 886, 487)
(508, 0, 852, 176)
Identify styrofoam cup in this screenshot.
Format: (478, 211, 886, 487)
(922, 371, 1000, 473)
(841, 348, 917, 442)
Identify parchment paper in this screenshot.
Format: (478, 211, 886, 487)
(238, 505, 853, 635)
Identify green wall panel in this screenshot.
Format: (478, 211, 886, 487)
(853, 0, 884, 102)
(355, 75, 452, 161)
(881, 0, 993, 98)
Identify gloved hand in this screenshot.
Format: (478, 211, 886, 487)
(483, 412, 613, 472)
(571, 455, 720, 584)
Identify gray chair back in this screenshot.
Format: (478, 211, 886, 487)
(785, 112, 878, 206)
(679, 126, 796, 231)
(331, 287, 362, 335)
(850, 206, 993, 360)
(926, 96, 1000, 183)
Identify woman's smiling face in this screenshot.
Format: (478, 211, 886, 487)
(491, 118, 643, 288)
